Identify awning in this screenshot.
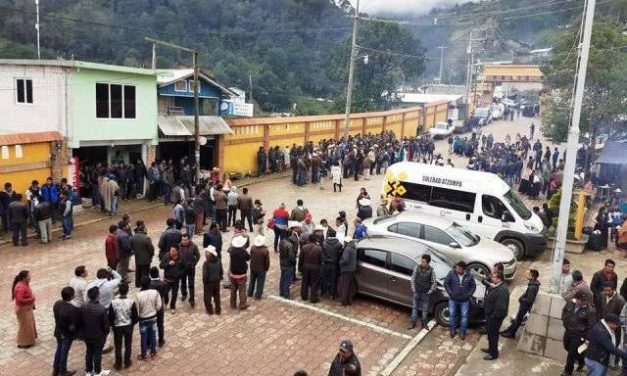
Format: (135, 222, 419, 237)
(158, 115, 233, 137)
(596, 141, 627, 165)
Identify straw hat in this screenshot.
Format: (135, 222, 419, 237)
(204, 245, 217, 258)
(231, 235, 248, 248)
(253, 235, 266, 247)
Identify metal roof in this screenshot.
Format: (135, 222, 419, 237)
(0, 59, 156, 76)
(156, 69, 236, 97)
(483, 64, 543, 77)
(158, 115, 233, 137)
(0, 131, 62, 145)
(596, 141, 627, 165)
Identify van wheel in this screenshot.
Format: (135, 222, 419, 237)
(467, 263, 491, 279)
(434, 302, 450, 327)
(501, 238, 525, 259)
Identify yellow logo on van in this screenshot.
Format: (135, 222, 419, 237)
(384, 170, 408, 197)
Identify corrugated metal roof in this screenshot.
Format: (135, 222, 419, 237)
(0, 131, 62, 145)
(158, 116, 233, 137)
(483, 64, 543, 77)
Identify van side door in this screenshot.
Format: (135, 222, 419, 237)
(429, 187, 476, 223)
(474, 194, 512, 238)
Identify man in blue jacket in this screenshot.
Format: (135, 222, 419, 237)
(585, 313, 627, 376)
(444, 261, 476, 340)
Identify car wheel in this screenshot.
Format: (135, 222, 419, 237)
(501, 238, 525, 259)
(434, 301, 450, 327)
(467, 263, 491, 279)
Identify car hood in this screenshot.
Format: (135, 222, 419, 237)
(468, 237, 516, 263)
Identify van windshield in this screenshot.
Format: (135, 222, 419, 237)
(503, 190, 532, 220)
(447, 223, 480, 247)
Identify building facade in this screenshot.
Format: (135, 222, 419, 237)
(481, 64, 544, 95)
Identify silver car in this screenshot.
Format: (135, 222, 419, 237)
(363, 212, 517, 279)
(354, 236, 486, 326)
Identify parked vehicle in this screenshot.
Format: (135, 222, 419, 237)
(472, 107, 492, 126)
(429, 121, 455, 139)
(490, 103, 504, 120)
(363, 212, 517, 279)
(354, 236, 486, 326)
(381, 162, 547, 259)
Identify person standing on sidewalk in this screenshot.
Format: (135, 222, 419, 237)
(59, 192, 73, 240)
(584, 313, 627, 376)
(131, 221, 154, 288)
(338, 237, 358, 306)
(33, 198, 53, 244)
(136, 276, 162, 360)
(116, 222, 133, 284)
(69, 266, 89, 309)
(183, 199, 197, 238)
(238, 187, 254, 232)
(279, 229, 297, 299)
(53, 286, 79, 376)
(252, 199, 266, 236)
(482, 271, 509, 361)
(227, 186, 239, 228)
(179, 234, 200, 308)
(12, 270, 36, 348)
(409, 254, 437, 330)
(214, 185, 228, 232)
(160, 246, 185, 313)
(321, 228, 342, 300)
(157, 218, 182, 260)
(443, 261, 476, 340)
(299, 234, 323, 303)
(501, 269, 541, 338)
(8, 194, 28, 246)
(108, 283, 138, 370)
(148, 267, 169, 347)
(202, 246, 223, 315)
(248, 235, 270, 300)
(81, 287, 111, 376)
(229, 235, 251, 310)
(328, 340, 361, 376)
(562, 291, 596, 376)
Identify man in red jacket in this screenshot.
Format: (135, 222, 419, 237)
(105, 224, 119, 270)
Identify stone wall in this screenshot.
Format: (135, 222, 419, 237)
(517, 291, 567, 361)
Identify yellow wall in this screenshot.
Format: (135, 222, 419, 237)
(0, 143, 52, 195)
(222, 142, 263, 174)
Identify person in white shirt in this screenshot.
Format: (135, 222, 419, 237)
(69, 265, 89, 308)
(559, 258, 574, 294)
(136, 276, 163, 359)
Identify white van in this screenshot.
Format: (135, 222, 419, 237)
(382, 161, 546, 259)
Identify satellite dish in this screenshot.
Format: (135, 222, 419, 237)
(199, 136, 208, 146)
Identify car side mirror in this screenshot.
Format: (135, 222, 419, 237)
(449, 242, 461, 249)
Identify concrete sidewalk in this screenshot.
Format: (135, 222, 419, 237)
(0, 171, 289, 245)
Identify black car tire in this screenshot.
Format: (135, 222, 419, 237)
(467, 262, 491, 280)
(500, 238, 525, 259)
(434, 301, 450, 327)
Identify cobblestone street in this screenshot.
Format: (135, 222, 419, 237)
(0, 116, 556, 376)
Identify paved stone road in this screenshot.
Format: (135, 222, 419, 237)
(0, 115, 553, 376)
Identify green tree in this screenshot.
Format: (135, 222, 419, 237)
(541, 21, 627, 142)
(328, 20, 425, 112)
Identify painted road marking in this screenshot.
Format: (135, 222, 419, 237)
(268, 295, 413, 340)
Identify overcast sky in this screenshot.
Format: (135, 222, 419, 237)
(351, 0, 473, 16)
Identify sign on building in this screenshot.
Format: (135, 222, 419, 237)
(220, 101, 254, 117)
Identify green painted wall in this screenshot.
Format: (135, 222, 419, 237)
(69, 67, 157, 148)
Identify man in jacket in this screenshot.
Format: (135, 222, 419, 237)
(81, 287, 111, 376)
(33, 198, 54, 244)
(562, 270, 594, 306)
(108, 283, 138, 370)
(443, 261, 476, 340)
(160, 246, 185, 312)
(299, 234, 324, 303)
(591, 259, 618, 310)
(53, 286, 80, 376)
(116, 222, 133, 284)
(157, 218, 182, 260)
(328, 340, 361, 376)
(0, 182, 17, 233)
(409, 254, 437, 330)
(136, 276, 163, 359)
(562, 291, 596, 376)
(179, 233, 200, 308)
(131, 221, 154, 288)
(238, 187, 254, 232)
(8, 194, 28, 246)
(104, 225, 119, 270)
(502, 269, 541, 338)
(279, 229, 297, 299)
(41, 177, 59, 207)
(59, 192, 73, 240)
(149, 267, 169, 347)
(339, 237, 358, 306)
(229, 235, 251, 310)
(183, 199, 196, 237)
(214, 185, 228, 232)
(321, 228, 342, 300)
(481, 271, 510, 360)
(248, 235, 270, 300)
(585, 313, 627, 375)
(202, 246, 223, 314)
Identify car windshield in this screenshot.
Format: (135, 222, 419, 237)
(503, 190, 532, 220)
(446, 223, 479, 247)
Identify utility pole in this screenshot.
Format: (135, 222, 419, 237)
(465, 33, 473, 118)
(151, 43, 156, 69)
(550, 0, 597, 293)
(144, 37, 201, 183)
(35, 0, 41, 59)
(249, 74, 253, 105)
(437, 46, 447, 84)
(343, 0, 360, 138)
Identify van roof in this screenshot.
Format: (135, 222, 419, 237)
(385, 162, 510, 194)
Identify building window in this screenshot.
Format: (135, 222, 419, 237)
(174, 80, 186, 91)
(96, 83, 137, 119)
(1, 146, 8, 159)
(16, 78, 33, 104)
(188, 80, 196, 93)
(14, 145, 23, 158)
